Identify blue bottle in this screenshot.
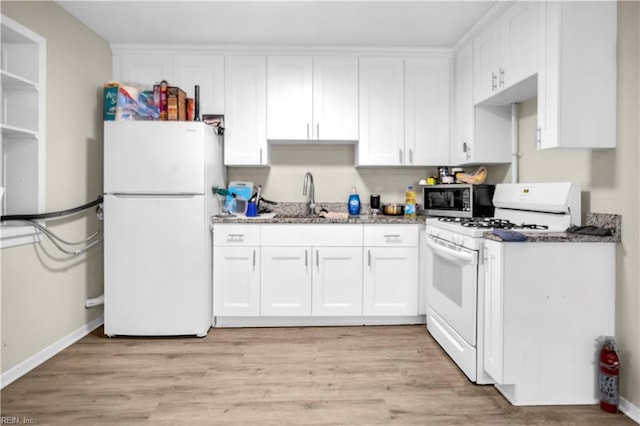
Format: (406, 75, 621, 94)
(348, 187, 361, 216)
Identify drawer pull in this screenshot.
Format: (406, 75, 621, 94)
(227, 234, 245, 240)
(384, 234, 401, 238)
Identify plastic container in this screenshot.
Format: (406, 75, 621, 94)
(405, 185, 416, 217)
(246, 202, 258, 217)
(235, 197, 248, 217)
(348, 187, 361, 216)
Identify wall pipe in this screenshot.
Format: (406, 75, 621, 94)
(511, 103, 519, 183)
(85, 294, 104, 308)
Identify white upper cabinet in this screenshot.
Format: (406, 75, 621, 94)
(537, 2, 617, 150)
(452, 42, 511, 166)
(451, 42, 475, 166)
(312, 57, 359, 141)
(503, 2, 540, 89)
(267, 56, 358, 141)
(173, 55, 224, 115)
(116, 53, 224, 115)
(474, 2, 539, 105)
(224, 56, 268, 166)
(404, 57, 451, 166)
(358, 57, 405, 166)
(267, 56, 313, 140)
(359, 56, 451, 166)
(116, 53, 173, 85)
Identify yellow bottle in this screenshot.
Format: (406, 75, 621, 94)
(405, 185, 416, 217)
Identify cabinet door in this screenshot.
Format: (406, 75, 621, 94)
(312, 57, 358, 141)
(452, 42, 474, 165)
(224, 56, 268, 166)
(473, 22, 504, 104)
(363, 247, 418, 316)
(119, 53, 173, 86)
(503, 2, 539, 88)
(173, 55, 224, 115)
(213, 246, 260, 316)
(312, 247, 363, 316)
(261, 247, 311, 316)
(405, 57, 451, 166)
(537, 2, 616, 150)
(483, 239, 504, 383)
(267, 56, 313, 140)
(358, 57, 404, 166)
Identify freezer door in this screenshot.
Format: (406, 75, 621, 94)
(104, 121, 209, 194)
(104, 194, 210, 336)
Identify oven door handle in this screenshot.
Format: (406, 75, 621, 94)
(426, 237, 477, 265)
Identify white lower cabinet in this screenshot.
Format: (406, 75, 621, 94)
(261, 246, 312, 316)
(482, 238, 616, 405)
(213, 225, 261, 316)
(363, 225, 418, 316)
(261, 224, 363, 316)
(312, 247, 363, 316)
(213, 223, 420, 321)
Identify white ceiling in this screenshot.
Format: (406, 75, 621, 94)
(55, 1, 498, 48)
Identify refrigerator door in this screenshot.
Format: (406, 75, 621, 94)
(104, 194, 210, 336)
(104, 121, 207, 194)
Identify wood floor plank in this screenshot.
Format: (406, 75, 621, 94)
(1, 325, 635, 425)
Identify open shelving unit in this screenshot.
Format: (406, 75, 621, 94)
(1, 15, 47, 248)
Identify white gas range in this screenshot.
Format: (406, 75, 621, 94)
(424, 182, 581, 384)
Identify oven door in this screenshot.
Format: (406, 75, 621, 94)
(425, 235, 478, 346)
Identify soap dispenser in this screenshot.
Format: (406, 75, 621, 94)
(348, 187, 361, 216)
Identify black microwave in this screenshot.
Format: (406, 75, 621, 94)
(421, 184, 495, 218)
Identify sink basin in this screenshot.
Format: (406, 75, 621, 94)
(255, 212, 278, 219)
(274, 213, 320, 219)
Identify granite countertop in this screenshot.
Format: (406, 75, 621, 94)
(211, 202, 426, 225)
(483, 213, 622, 243)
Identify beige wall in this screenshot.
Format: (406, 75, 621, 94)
(1, 1, 111, 372)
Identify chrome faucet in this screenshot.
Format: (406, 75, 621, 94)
(302, 172, 316, 215)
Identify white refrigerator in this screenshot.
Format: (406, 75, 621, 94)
(103, 121, 225, 337)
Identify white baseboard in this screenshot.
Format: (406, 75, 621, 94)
(620, 397, 640, 424)
(1, 315, 104, 389)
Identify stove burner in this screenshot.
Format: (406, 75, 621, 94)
(439, 217, 549, 230)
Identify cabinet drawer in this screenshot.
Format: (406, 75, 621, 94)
(363, 224, 419, 247)
(213, 224, 261, 246)
(262, 224, 362, 246)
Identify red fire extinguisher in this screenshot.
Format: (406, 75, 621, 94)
(599, 337, 620, 413)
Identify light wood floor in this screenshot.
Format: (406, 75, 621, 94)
(1, 325, 634, 425)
